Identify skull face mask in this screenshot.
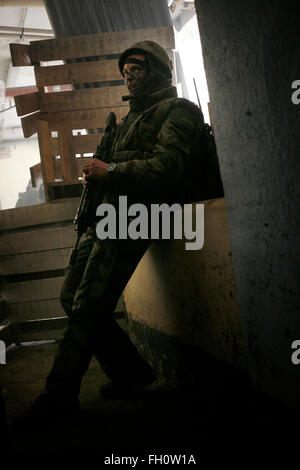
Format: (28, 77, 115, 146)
(121, 49, 173, 106)
(122, 54, 147, 95)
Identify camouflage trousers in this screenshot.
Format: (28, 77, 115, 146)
(45, 229, 153, 400)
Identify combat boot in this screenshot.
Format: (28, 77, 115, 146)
(99, 363, 157, 399)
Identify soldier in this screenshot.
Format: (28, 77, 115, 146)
(20, 40, 219, 422)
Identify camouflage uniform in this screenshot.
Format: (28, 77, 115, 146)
(45, 46, 204, 401)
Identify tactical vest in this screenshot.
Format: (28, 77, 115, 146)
(113, 96, 224, 203)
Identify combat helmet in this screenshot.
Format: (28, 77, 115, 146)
(118, 40, 172, 77)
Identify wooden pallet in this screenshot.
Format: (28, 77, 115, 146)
(0, 200, 125, 346)
(9, 26, 174, 201)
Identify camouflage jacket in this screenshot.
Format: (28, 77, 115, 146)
(93, 84, 204, 206)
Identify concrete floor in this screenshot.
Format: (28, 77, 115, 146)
(0, 322, 296, 457)
(1, 340, 205, 454)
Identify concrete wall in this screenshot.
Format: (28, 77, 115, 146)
(194, 0, 300, 409)
(125, 198, 248, 373)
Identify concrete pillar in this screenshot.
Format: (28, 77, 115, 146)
(195, 0, 300, 408)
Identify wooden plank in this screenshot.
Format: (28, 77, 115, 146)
(10, 313, 123, 344)
(29, 26, 174, 62)
(21, 111, 40, 138)
(0, 247, 71, 276)
(57, 126, 77, 181)
(39, 85, 128, 113)
(14, 329, 64, 343)
(6, 85, 38, 97)
(37, 120, 55, 189)
(35, 60, 121, 86)
(0, 199, 79, 231)
(10, 43, 32, 66)
(14, 92, 39, 117)
(42, 106, 128, 131)
(52, 133, 103, 156)
(7, 298, 124, 323)
(30, 162, 42, 188)
(4, 277, 64, 303)
(4, 278, 126, 310)
(8, 299, 65, 322)
(14, 317, 67, 333)
(1, 321, 62, 345)
(47, 182, 82, 200)
(0, 225, 74, 256)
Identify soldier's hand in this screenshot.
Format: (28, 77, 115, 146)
(82, 159, 108, 181)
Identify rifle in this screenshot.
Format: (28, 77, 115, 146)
(69, 111, 117, 266)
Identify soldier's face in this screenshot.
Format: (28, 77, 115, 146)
(123, 54, 147, 94)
